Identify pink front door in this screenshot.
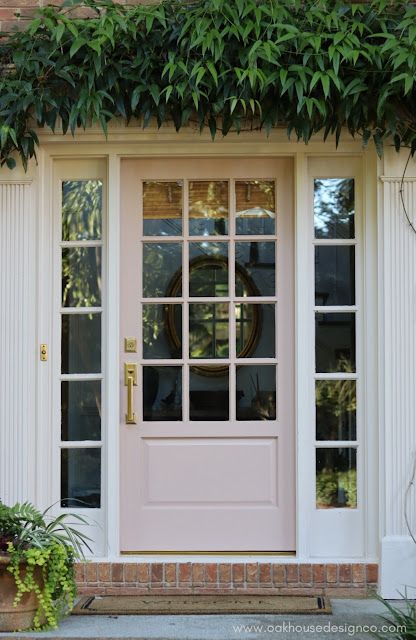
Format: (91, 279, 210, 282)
(120, 158, 295, 552)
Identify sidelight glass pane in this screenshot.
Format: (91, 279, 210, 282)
(189, 181, 228, 235)
(236, 180, 275, 235)
(143, 366, 182, 421)
(61, 381, 101, 441)
(62, 180, 102, 241)
(190, 368, 229, 420)
(236, 365, 276, 420)
(61, 448, 101, 508)
(235, 242, 275, 297)
(316, 380, 356, 441)
(314, 178, 355, 239)
(143, 180, 182, 236)
(189, 242, 228, 297)
(143, 242, 182, 297)
(315, 246, 355, 306)
(143, 304, 182, 359)
(316, 447, 357, 508)
(236, 303, 275, 358)
(62, 247, 102, 308)
(61, 313, 101, 374)
(189, 303, 229, 358)
(315, 312, 355, 373)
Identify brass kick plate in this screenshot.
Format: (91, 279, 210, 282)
(40, 344, 48, 361)
(124, 337, 137, 353)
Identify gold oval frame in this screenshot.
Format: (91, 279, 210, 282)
(164, 255, 261, 376)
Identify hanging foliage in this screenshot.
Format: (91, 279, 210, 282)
(0, 0, 416, 169)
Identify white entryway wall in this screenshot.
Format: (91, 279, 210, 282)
(0, 127, 380, 568)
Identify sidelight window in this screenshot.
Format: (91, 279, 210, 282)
(314, 178, 358, 509)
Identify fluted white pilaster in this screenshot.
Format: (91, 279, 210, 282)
(0, 181, 37, 505)
(380, 161, 416, 596)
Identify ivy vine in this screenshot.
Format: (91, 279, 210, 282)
(1, 0, 416, 169)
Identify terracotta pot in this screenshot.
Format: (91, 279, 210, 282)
(0, 555, 41, 632)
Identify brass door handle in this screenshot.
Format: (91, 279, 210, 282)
(124, 363, 137, 424)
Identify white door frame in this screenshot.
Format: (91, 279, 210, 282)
(33, 129, 379, 561)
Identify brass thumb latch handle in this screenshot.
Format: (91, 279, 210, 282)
(124, 363, 137, 424)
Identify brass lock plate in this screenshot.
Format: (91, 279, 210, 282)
(124, 337, 137, 353)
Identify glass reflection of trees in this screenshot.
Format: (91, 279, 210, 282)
(62, 180, 102, 241)
(316, 379, 356, 441)
(314, 179, 355, 239)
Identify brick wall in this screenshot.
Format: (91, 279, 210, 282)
(75, 562, 379, 597)
(0, 0, 152, 32)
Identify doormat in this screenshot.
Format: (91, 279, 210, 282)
(73, 594, 331, 616)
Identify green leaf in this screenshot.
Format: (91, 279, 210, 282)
(69, 37, 86, 58)
(321, 75, 330, 99)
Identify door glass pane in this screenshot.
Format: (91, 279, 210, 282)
(316, 380, 356, 441)
(143, 181, 182, 236)
(143, 243, 182, 297)
(62, 247, 102, 307)
(190, 368, 229, 420)
(189, 242, 228, 297)
(236, 365, 276, 420)
(315, 246, 355, 306)
(236, 303, 275, 358)
(62, 180, 102, 241)
(61, 313, 101, 374)
(235, 242, 275, 296)
(315, 312, 355, 373)
(314, 178, 355, 239)
(236, 180, 275, 235)
(189, 303, 229, 358)
(143, 304, 182, 359)
(61, 448, 101, 508)
(143, 366, 182, 421)
(61, 381, 101, 441)
(316, 447, 357, 508)
(189, 181, 228, 235)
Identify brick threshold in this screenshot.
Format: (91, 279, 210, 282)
(76, 562, 378, 597)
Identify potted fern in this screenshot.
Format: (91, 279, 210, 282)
(0, 500, 90, 631)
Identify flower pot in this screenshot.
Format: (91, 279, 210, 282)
(0, 556, 41, 632)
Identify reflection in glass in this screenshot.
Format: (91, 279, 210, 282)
(61, 448, 101, 508)
(62, 180, 102, 241)
(62, 247, 102, 308)
(236, 365, 276, 420)
(315, 312, 356, 373)
(61, 381, 101, 441)
(143, 304, 182, 359)
(143, 181, 182, 236)
(236, 180, 275, 235)
(316, 380, 356, 440)
(190, 368, 229, 420)
(61, 314, 101, 374)
(189, 243, 228, 297)
(315, 246, 355, 306)
(236, 304, 274, 358)
(316, 447, 357, 508)
(143, 243, 182, 297)
(235, 242, 275, 296)
(189, 181, 228, 235)
(314, 178, 355, 239)
(189, 303, 229, 358)
(143, 366, 182, 421)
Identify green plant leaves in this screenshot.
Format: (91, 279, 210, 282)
(1, 0, 416, 169)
